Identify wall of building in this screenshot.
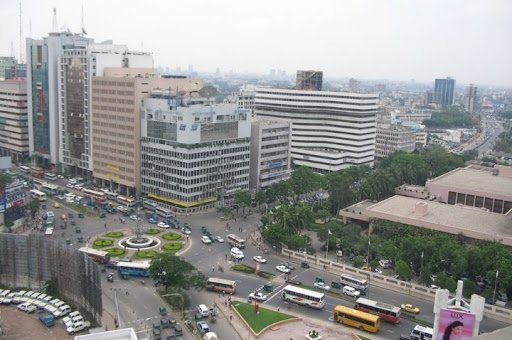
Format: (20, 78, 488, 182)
(0, 80, 29, 162)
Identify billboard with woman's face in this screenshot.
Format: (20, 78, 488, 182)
(437, 308, 475, 340)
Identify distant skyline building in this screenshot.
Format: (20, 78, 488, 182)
(254, 88, 379, 172)
(434, 77, 455, 107)
(26, 32, 92, 169)
(0, 79, 29, 162)
(466, 84, 477, 114)
(140, 94, 250, 211)
(296, 70, 323, 91)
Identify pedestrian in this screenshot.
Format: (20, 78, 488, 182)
(229, 314, 233, 321)
(225, 253, 227, 260)
(212, 266, 215, 272)
(277, 307, 280, 312)
(224, 300, 228, 307)
(222, 290, 225, 297)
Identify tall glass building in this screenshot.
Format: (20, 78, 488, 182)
(434, 78, 456, 108)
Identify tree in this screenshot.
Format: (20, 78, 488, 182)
(234, 190, 251, 215)
(26, 200, 40, 219)
(149, 253, 205, 291)
(254, 191, 266, 212)
(395, 260, 412, 281)
(290, 166, 322, 197)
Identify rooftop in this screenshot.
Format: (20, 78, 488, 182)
(426, 167, 512, 198)
(365, 196, 512, 246)
(75, 328, 138, 340)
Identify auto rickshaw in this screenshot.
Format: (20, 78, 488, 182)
(301, 261, 310, 269)
(331, 281, 342, 289)
(263, 283, 273, 293)
(159, 305, 167, 316)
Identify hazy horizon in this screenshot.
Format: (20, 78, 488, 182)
(1, 0, 511, 87)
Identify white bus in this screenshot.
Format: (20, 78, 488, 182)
(116, 195, 137, 207)
(410, 325, 433, 340)
(226, 234, 246, 249)
(142, 199, 158, 210)
(282, 285, 325, 309)
(30, 189, 47, 201)
(206, 278, 237, 294)
(41, 183, 59, 195)
(20, 165, 31, 173)
(44, 172, 57, 181)
(340, 274, 368, 295)
(102, 190, 118, 199)
(33, 179, 46, 190)
(155, 206, 174, 218)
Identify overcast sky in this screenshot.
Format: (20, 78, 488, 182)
(1, 0, 511, 87)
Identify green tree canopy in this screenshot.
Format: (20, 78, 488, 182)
(149, 253, 205, 291)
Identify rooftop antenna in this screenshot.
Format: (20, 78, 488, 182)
(19, 2, 24, 63)
(10, 41, 15, 58)
(52, 7, 58, 33)
(81, 4, 87, 35)
(29, 19, 32, 38)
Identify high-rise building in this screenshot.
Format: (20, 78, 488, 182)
(0, 57, 16, 80)
(26, 32, 92, 169)
(0, 79, 29, 162)
(296, 70, 323, 91)
(254, 88, 379, 172)
(466, 84, 477, 114)
(59, 43, 153, 177)
(223, 85, 255, 115)
(91, 68, 203, 196)
(140, 93, 250, 211)
(249, 118, 292, 191)
(434, 78, 455, 107)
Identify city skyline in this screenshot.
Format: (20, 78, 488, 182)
(0, 0, 511, 87)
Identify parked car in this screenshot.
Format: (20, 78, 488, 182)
(17, 302, 37, 313)
(275, 265, 291, 274)
(253, 255, 267, 263)
(196, 321, 210, 334)
(213, 236, 224, 243)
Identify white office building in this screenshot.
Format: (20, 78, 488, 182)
(254, 88, 379, 172)
(374, 124, 417, 160)
(249, 118, 292, 191)
(141, 91, 251, 212)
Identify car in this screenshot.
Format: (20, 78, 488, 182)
(276, 265, 291, 274)
(213, 236, 224, 243)
(78, 213, 84, 218)
(313, 281, 331, 291)
(74, 185, 83, 190)
(201, 236, 212, 244)
(17, 302, 37, 313)
(342, 286, 361, 297)
(374, 268, 383, 274)
(57, 174, 64, 179)
(196, 321, 210, 334)
(129, 215, 140, 221)
(401, 303, 420, 314)
(253, 255, 267, 263)
(157, 222, 170, 229)
(117, 206, 128, 212)
(75, 226, 81, 233)
(57, 195, 65, 200)
(149, 217, 158, 224)
(281, 262, 295, 270)
(53, 202, 61, 208)
(430, 284, 440, 290)
(77, 236, 84, 243)
(230, 247, 244, 259)
(66, 183, 74, 189)
(379, 259, 393, 269)
(248, 291, 268, 302)
(182, 227, 191, 235)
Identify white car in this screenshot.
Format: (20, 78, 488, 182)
(57, 175, 64, 179)
(342, 286, 360, 297)
(17, 302, 37, 313)
(157, 222, 170, 229)
(253, 255, 267, 264)
(117, 206, 128, 212)
(129, 215, 140, 221)
(66, 184, 75, 189)
(74, 185, 83, 190)
(230, 247, 244, 259)
(248, 291, 268, 302)
(276, 265, 291, 274)
(313, 282, 331, 291)
(201, 236, 212, 244)
(213, 236, 224, 243)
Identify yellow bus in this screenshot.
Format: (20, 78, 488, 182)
(333, 305, 381, 333)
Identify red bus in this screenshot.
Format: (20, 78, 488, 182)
(355, 297, 401, 324)
(30, 166, 45, 178)
(82, 188, 106, 202)
(79, 247, 111, 264)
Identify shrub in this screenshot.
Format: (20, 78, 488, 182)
(145, 228, 161, 235)
(93, 238, 114, 248)
(135, 250, 158, 258)
(105, 248, 126, 257)
(163, 242, 183, 251)
(104, 231, 124, 238)
(162, 232, 182, 241)
(231, 264, 255, 274)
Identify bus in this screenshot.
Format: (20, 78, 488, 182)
(116, 195, 137, 207)
(79, 247, 111, 264)
(340, 274, 368, 295)
(155, 206, 174, 218)
(30, 166, 45, 178)
(333, 305, 381, 333)
(44, 172, 57, 181)
(206, 278, 237, 294)
(226, 234, 246, 249)
(82, 188, 106, 202)
(41, 183, 59, 195)
(354, 297, 401, 324)
(282, 285, 325, 309)
(142, 199, 158, 210)
(117, 261, 151, 277)
(30, 189, 47, 201)
(102, 190, 118, 200)
(32, 179, 46, 190)
(20, 165, 31, 173)
(410, 324, 433, 340)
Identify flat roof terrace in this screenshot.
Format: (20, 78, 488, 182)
(365, 196, 512, 246)
(426, 167, 512, 200)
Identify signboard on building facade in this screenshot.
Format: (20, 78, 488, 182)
(437, 308, 475, 340)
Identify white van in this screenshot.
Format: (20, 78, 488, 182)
(197, 304, 209, 317)
(410, 324, 433, 340)
(230, 247, 244, 259)
(59, 304, 71, 316)
(342, 285, 361, 297)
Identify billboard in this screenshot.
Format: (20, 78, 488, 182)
(437, 308, 475, 340)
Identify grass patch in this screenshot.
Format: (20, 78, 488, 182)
(232, 264, 274, 279)
(93, 238, 114, 248)
(105, 248, 126, 257)
(233, 301, 295, 333)
(145, 228, 161, 235)
(135, 250, 158, 258)
(163, 242, 183, 252)
(162, 232, 182, 241)
(104, 231, 124, 238)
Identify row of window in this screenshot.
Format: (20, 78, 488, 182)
(93, 113, 135, 122)
(92, 80, 135, 88)
(141, 145, 250, 159)
(447, 191, 512, 214)
(256, 90, 378, 101)
(94, 167, 134, 183)
(91, 88, 134, 96)
(93, 153, 134, 166)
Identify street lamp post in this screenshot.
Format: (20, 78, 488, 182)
(493, 270, 499, 304)
(113, 288, 121, 328)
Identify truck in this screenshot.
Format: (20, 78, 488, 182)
(39, 312, 55, 327)
(203, 332, 218, 340)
